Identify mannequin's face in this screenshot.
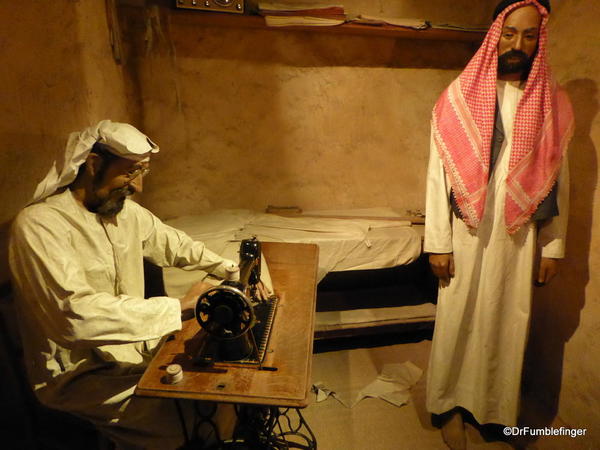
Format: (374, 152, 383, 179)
(498, 5, 542, 79)
(88, 154, 149, 217)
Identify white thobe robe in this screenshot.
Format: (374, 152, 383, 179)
(424, 80, 569, 426)
(9, 189, 236, 448)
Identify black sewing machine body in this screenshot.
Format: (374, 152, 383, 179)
(194, 238, 278, 365)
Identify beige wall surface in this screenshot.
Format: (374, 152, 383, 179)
(523, 0, 600, 443)
(126, 1, 496, 219)
(0, 1, 134, 283)
(0, 2, 85, 283)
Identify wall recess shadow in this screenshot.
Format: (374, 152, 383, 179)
(521, 78, 598, 438)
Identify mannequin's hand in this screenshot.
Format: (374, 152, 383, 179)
(429, 253, 455, 287)
(179, 281, 213, 319)
(535, 257, 559, 286)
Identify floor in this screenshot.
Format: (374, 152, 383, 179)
(301, 332, 592, 450)
(2, 331, 593, 449)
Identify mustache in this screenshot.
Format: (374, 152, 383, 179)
(498, 49, 531, 74)
(111, 185, 135, 197)
(500, 49, 529, 61)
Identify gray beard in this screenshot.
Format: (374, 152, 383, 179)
(94, 186, 133, 218)
(96, 196, 126, 218)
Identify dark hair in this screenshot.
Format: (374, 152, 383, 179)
(493, 0, 550, 20)
(72, 141, 119, 185)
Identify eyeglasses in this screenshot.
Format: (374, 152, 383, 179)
(125, 166, 150, 182)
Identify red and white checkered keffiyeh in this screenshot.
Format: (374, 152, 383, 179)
(432, 0, 574, 234)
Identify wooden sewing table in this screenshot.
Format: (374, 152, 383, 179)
(135, 242, 319, 447)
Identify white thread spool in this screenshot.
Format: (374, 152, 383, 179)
(225, 264, 240, 282)
(165, 364, 183, 384)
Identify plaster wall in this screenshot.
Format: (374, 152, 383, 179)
(129, 0, 600, 440)
(523, 0, 600, 443)
(0, 1, 134, 283)
(128, 0, 496, 219)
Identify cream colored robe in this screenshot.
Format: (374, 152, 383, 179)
(9, 189, 236, 448)
(424, 80, 569, 426)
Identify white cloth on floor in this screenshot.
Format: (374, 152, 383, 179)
(312, 382, 335, 402)
(424, 80, 569, 426)
(316, 361, 422, 409)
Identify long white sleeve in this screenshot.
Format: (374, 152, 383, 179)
(9, 214, 182, 349)
(133, 204, 236, 278)
(538, 156, 570, 258)
(424, 133, 454, 254)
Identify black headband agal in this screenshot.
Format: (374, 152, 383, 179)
(493, 0, 551, 20)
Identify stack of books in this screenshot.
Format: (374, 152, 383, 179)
(258, 2, 346, 27)
(348, 15, 429, 30)
(429, 22, 489, 33)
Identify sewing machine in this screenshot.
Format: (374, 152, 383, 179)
(137, 242, 318, 448)
(194, 237, 278, 366)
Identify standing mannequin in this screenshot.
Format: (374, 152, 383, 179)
(424, 1, 573, 448)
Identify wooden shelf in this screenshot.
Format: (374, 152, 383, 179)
(170, 10, 485, 42)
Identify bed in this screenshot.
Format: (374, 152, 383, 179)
(160, 208, 436, 338)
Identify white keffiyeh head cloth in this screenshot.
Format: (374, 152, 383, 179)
(30, 120, 159, 204)
(431, 0, 574, 234)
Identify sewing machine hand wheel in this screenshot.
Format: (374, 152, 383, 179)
(195, 286, 255, 340)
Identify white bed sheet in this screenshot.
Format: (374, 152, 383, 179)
(161, 209, 422, 297)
